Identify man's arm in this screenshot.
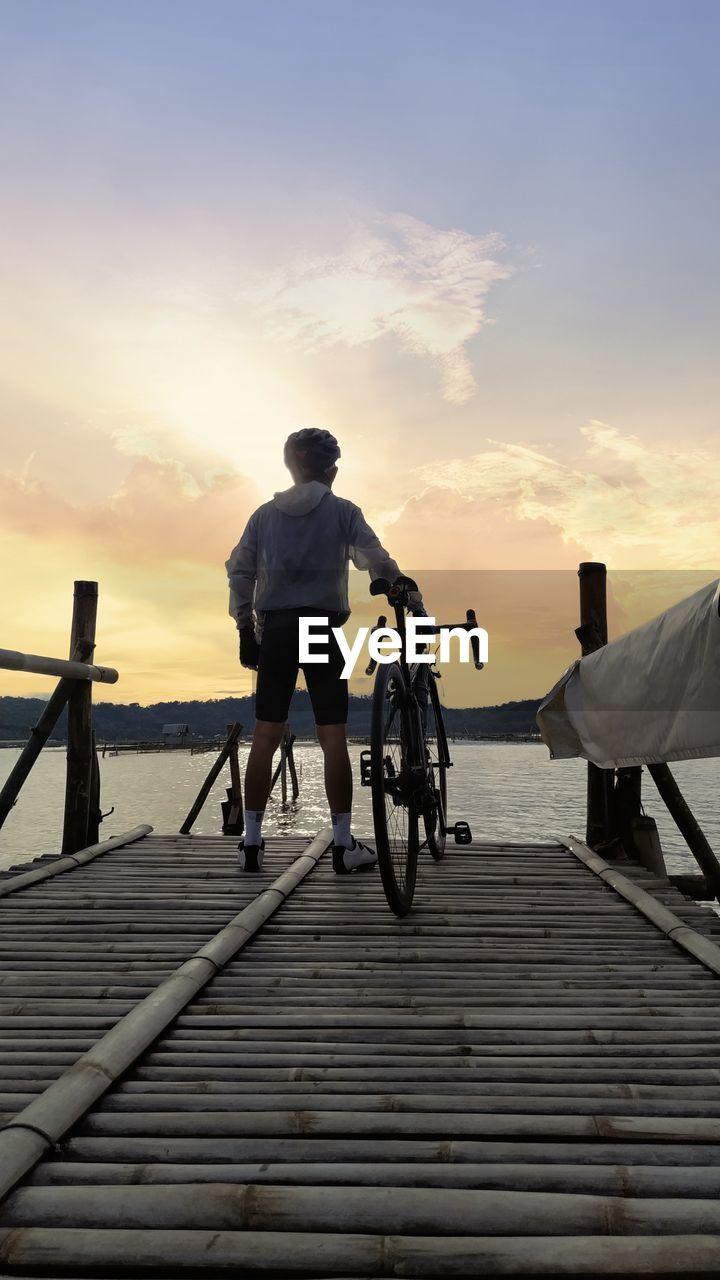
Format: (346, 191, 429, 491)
(347, 505, 423, 610)
(226, 514, 258, 630)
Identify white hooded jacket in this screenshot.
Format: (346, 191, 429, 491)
(226, 481, 419, 631)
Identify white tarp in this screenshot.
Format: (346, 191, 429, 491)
(537, 578, 720, 769)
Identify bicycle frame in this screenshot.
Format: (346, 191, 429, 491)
(368, 586, 474, 836)
(363, 576, 479, 913)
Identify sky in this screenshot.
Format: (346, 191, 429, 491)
(1, 0, 719, 706)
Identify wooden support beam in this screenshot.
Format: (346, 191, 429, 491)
(0, 648, 117, 683)
(0, 639, 92, 833)
(648, 762, 720, 900)
(576, 562, 615, 849)
(279, 733, 288, 807)
(268, 727, 298, 806)
(180, 723, 242, 835)
(221, 724, 244, 836)
(286, 731, 300, 801)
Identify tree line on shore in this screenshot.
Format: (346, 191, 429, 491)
(0, 693, 542, 743)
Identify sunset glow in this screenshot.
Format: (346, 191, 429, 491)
(2, 1, 719, 705)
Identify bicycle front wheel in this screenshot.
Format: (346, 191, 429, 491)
(424, 673, 449, 861)
(370, 661, 420, 916)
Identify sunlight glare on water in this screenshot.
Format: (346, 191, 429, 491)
(1, 743, 718, 879)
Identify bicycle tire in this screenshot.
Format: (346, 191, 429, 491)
(424, 673, 449, 861)
(370, 660, 420, 916)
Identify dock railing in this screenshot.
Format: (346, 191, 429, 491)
(568, 562, 720, 901)
(0, 580, 118, 855)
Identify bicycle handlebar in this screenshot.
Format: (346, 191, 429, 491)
(365, 602, 485, 675)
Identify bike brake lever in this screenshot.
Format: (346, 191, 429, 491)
(467, 609, 484, 670)
(365, 614, 387, 676)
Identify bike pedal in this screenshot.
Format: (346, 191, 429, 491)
(452, 821, 472, 845)
(359, 749, 372, 787)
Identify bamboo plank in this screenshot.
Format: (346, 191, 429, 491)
(0, 829, 332, 1199)
(27, 1160, 720, 1196)
(0, 826, 153, 899)
(60, 1134, 720, 1165)
(2, 829, 720, 1277)
(0, 1227, 719, 1275)
(5, 1182, 720, 1235)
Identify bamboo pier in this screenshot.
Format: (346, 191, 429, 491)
(0, 826, 719, 1275)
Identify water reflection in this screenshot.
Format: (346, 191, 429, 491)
(1, 742, 717, 880)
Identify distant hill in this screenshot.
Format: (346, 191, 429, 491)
(0, 693, 542, 742)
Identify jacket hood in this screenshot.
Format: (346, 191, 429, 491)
(272, 481, 331, 517)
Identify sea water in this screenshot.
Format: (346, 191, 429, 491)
(1, 742, 717, 880)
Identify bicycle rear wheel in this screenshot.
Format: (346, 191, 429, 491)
(424, 673, 449, 861)
(370, 661, 420, 916)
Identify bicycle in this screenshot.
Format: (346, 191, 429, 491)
(359, 575, 484, 916)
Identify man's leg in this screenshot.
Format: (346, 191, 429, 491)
(315, 722, 352, 814)
(304, 621, 375, 873)
(245, 718, 286, 814)
(316, 721, 376, 873)
(240, 719, 285, 869)
(242, 612, 298, 869)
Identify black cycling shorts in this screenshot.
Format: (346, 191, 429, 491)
(255, 609, 349, 725)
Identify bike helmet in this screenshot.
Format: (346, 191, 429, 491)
(284, 428, 341, 479)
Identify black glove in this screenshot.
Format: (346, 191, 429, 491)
(239, 625, 260, 670)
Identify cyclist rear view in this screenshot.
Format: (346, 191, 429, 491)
(226, 427, 423, 874)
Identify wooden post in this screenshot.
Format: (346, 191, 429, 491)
(87, 730, 102, 846)
(62, 581, 98, 856)
(614, 765, 642, 848)
(575, 562, 615, 849)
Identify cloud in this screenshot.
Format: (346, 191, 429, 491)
(0, 457, 258, 567)
(246, 213, 512, 404)
(402, 421, 720, 569)
(382, 484, 589, 570)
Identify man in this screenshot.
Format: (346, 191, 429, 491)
(226, 427, 422, 873)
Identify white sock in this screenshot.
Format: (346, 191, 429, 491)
(331, 811, 352, 848)
(245, 810, 265, 846)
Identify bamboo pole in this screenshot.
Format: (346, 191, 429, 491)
(0, 1227, 718, 1275)
(67, 1110, 720, 1141)
(90, 1093, 720, 1119)
(565, 835, 720, 977)
(26, 1160, 720, 1197)
(0, 648, 118, 684)
(61, 1134, 720, 1166)
(0, 639, 92, 832)
(5, 1181, 720, 1235)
